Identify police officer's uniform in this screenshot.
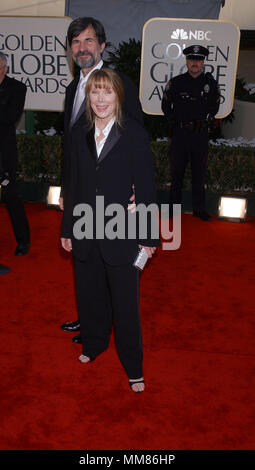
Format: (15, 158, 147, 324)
(161, 45, 220, 220)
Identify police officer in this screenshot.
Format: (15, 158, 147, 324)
(161, 45, 220, 221)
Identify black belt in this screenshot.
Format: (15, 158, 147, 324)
(175, 120, 208, 131)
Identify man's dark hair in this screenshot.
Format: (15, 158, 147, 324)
(0, 51, 7, 66)
(67, 17, 106, 47)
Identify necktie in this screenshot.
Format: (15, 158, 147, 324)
(71, 80, 86, 124)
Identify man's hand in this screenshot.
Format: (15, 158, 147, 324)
(61, 238, 72, 252)
(59, 196, 64, 211)
(139, 246, 157, 258)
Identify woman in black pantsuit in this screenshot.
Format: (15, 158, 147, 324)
(61, 69, 159, 392)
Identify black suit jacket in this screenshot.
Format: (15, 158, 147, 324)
(61, 65, 143, 200)
(0, 76, 26, 175)
(61, 118, 160, 264)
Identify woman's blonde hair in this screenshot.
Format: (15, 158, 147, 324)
(85, 68, 124, 128)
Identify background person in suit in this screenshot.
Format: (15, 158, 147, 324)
(61, 68, 159, 393)
(0, 52, 30, 256)
(60, 17, 143, 340)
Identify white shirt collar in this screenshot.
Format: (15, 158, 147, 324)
(95, 117, 115, 138)
(94, 118, 115, 157)
(79, 59, 103, 85)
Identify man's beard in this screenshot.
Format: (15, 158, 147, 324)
(73, 51, 98, 69)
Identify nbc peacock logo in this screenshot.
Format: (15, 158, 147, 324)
(171, 28, 188, 40)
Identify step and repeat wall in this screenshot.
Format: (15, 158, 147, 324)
(0, 16, 72, 111)
(140, 18, 240, 118)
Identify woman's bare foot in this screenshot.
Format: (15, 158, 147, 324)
(79, 354, 91, 363)
(129, 377, 145, 393)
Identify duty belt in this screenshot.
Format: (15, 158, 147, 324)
(175, 120, 208, 132)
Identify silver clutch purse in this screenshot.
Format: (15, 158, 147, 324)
(133, 247, 149, 271)
(0, 171, 10, 187)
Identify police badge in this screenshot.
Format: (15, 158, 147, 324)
(204, 84, 210, 93)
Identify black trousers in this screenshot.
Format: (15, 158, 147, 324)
(74, 243, 143, 380)
(2, 180, 30, 245)
(170, 127, 209, 212)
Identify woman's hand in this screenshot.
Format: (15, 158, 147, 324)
(128, 184, 136, 213)
(59, 196, 64, 211)
(61, 238, 72, 252)
(139, 245, 157, 258)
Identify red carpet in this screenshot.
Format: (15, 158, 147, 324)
(0, 203, 255, 450)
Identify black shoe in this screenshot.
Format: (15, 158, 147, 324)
(72, 334, 82, 344)
(15, 243, 30, 256)
(61, 320, 80, 332)
(193, 211, 212, 221)
(0, 264, 11, 275)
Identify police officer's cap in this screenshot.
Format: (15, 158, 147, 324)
(183, 45, 209, 61)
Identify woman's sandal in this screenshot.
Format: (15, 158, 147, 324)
(129, 378, 145, 393)
(79, 354, 96, 363)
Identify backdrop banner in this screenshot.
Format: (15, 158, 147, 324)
(140, 18, 240, 118)
(0, 16, 73, 111)
(65, 0, 225, 48)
